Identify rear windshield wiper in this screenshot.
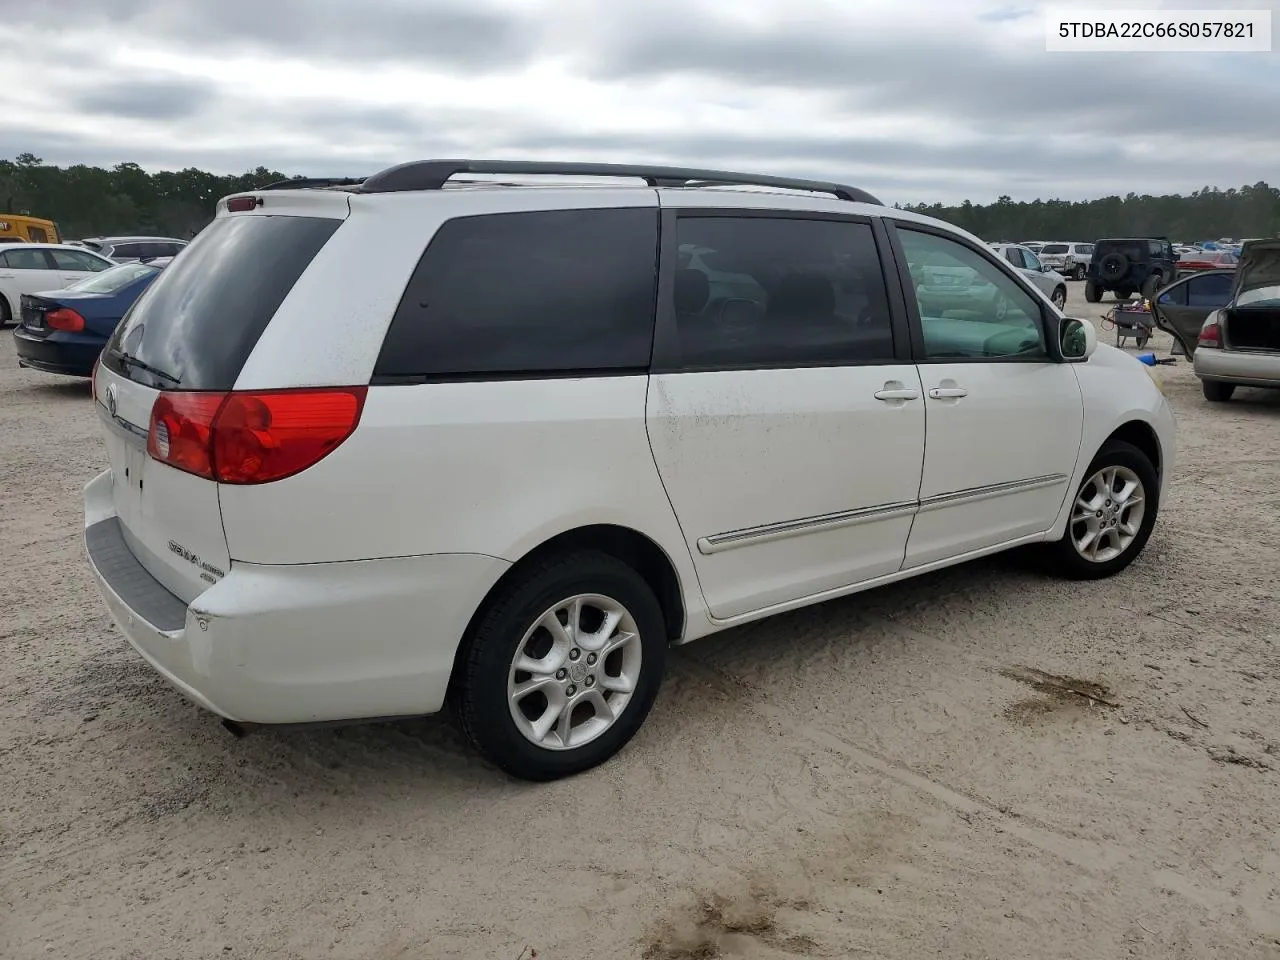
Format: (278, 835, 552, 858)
(114, 350, 181, 385)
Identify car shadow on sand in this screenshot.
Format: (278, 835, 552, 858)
(54, 550, 1054, 825)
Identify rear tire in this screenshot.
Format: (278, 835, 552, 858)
(1084, 280, 1101, 303)
(1202, 379, 1236, 402)
(1073, 264, 1087, 281)
(452, 550, 667, 782)
(1043, 441, 1159, 580)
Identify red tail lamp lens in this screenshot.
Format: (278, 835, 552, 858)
(1198, 320, 1222, 348)
(146, 388, 366, 484)
(46, 307, 86, 331)
(147, 392, 226, 480)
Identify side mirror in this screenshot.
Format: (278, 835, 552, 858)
(1060, 317, 1097, 360)
(1043, 264, 1055, 273)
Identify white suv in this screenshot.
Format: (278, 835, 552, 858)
(84, 160, 1175, 781)
(1037, 242, 1096, 281)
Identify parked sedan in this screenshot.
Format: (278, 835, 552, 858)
(13, 259, 169, 377)
(0, 243, 114, 326)
(1176, 249, 1237, 278)
(989, 243, 1069, 309)
(1151, 239, 1280, 402)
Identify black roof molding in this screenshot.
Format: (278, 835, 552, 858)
(353, 159, 882, 205)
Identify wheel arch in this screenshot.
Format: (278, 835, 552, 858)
(447, 523, 688, 693)
(1102, 418, 1163, 480)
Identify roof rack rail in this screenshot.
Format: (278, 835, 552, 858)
(355, 160, 882, 205)
(258, 177, 368, 191)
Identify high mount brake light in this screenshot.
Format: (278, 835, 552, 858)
(226, 196, 263, 212)
(147, 387, 367, 484)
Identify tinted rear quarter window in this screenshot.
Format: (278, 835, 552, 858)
(374, 208, 658, 380)
(104, 214, 340, 390)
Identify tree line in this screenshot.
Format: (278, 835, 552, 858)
(3, 152, 1279, 243)
(898, 182, 1280, 243)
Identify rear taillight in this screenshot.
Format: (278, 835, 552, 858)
(1198, 318, 1223, 348)
(46, 307, 85, 332)
(146, 387, 367, 484)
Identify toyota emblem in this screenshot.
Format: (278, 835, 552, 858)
(105, 383, 118, 417)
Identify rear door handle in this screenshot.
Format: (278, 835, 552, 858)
(928, 386, 969, 399)
(874, 382, 920, 402)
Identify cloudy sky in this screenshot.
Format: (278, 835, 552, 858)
(1, 0, 1277, 205)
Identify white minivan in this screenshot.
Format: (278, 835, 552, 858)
(85, 160, 1175, 781)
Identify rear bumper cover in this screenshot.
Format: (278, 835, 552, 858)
(12, 327, 101, 376)
(1194, 347, 1280, 388)
(83, 469, 511, 724)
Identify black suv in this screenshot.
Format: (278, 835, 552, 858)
(1084, 238, 1177, 303)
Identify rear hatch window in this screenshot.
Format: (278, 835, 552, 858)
(68, 261, 160, 294)
(102, 214, 340, 390)
(1040, 244, 1068, 254)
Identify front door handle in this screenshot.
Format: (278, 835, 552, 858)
(928, 386, 969, 399)
(874, 381, 920, 402)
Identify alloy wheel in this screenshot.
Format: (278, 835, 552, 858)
(1070, 465, 1146, 563)
(506, 593, 643, 751)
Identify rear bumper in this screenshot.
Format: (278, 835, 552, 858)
(12, 327, 101, 376)
(1194, 347, 1280, 388)
(83, 469, 511, 724)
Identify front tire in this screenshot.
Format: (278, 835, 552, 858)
(1142, 273, 1163, 298)
(1051, 286, 1067, 310)
(452, 550, 667, 781)
(1202, 379, 1236, 402)
(0, 294, 11, 327)
(1043, 441, 1159, 580)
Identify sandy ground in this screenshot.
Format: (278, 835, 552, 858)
(2, 285, 1279, 960)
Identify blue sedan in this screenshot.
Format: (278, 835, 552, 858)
(13, 259, 168, 377)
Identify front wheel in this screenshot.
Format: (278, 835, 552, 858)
(452, 550, 667, 781)
(1051, 287, 1067, 310)
(1202, 379, 1236, 402)
(1042, 441, 1159, 580)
